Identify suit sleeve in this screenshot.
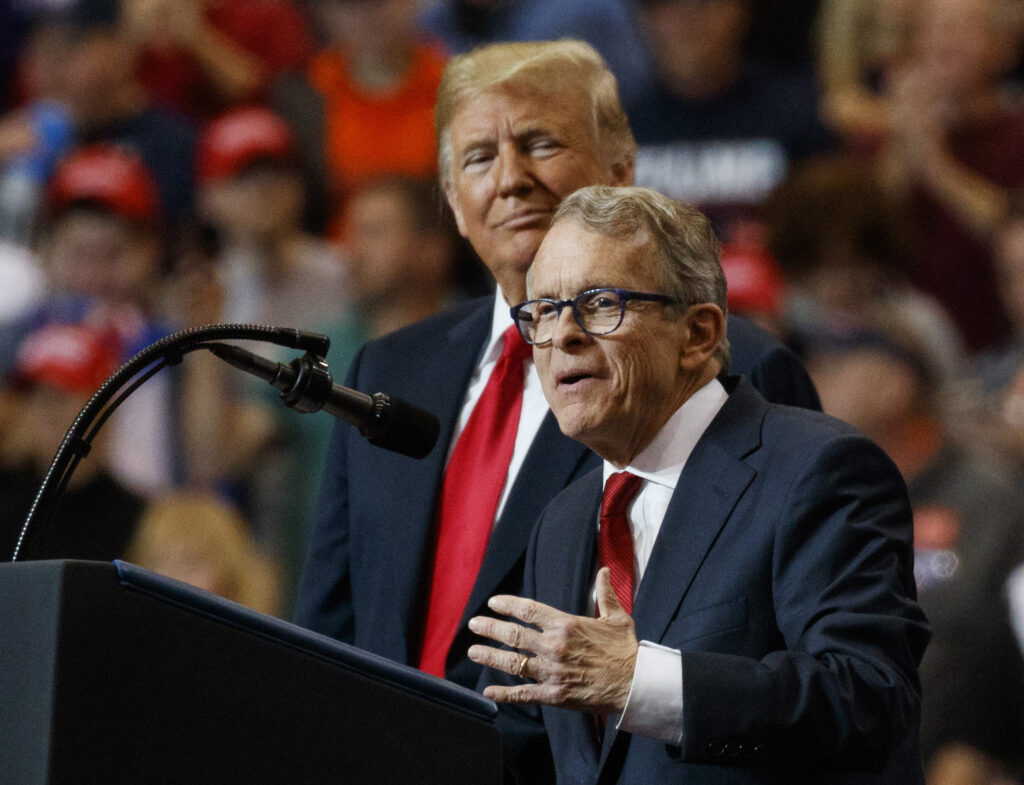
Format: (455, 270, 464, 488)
(291, 345, 366, 641)
(677, 433, 930, 769)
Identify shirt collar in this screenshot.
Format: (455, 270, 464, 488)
(481, 286, 518, 365)
(603, 377, 729, 491)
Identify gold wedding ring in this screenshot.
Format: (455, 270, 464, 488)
(516, 654, 529, 678)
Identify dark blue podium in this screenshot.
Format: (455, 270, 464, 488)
(0, 560, 502, 784)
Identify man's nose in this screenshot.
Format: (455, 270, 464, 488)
(551, 305, 589, 349)
(495, 146, 533, 197)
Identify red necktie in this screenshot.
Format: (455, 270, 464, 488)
(599, 472, 643, 616)
(418, 325, 532, 676)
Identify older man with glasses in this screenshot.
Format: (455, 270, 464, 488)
(470, 184, 930, 785)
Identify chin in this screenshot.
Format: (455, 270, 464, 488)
(506, 230, 546, 265)
(553, 410, 603, 451)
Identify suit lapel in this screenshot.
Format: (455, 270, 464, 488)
(388, 302, 492, 658)
(596, 380, 767, 774)
(631, 379, 765, 646)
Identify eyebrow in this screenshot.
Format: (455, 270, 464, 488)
(456, 123, 563, 155)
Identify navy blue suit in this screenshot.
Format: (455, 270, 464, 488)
(503, 377, 929, 784)
(294, 297, 821, 689)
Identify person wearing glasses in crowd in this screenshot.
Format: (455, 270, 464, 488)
(294, 39, 820, 701)
(469, 184, 929, 784)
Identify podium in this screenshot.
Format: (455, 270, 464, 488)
(0, 560, 502, 784)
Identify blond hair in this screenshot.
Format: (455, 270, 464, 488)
(126, 491, 281, 616)
(435, 39, 636, 188)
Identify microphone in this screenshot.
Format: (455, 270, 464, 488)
(209, 344, 439, 459)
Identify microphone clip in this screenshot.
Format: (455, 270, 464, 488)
(279, 353, 334, 415)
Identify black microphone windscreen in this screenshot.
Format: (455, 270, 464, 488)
(362, 395, 440, 459)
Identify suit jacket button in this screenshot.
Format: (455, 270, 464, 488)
(753, 744, 766, 756)
(708, 742, 725, 758)
(738, 743, 751, 759)
(725, 742, 740, 758)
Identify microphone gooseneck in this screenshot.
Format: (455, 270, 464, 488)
(10, 324, 438, 563)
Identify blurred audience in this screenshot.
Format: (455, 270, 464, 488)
(419, 0, 651, 100)
(60, 5, 198, 228)
(125, 490, 282, 616)
(0, 15, 75, 246)
(928, 745, 1022, 785)
(185, 105, 350, 599)
(876, 0, 1024, 352)
(627, 0, 835, 245)
(123, 0, 312, 120)
(959, 195, 1024, 465)
(342, 175, 462, 340)
(718, 239, 788, 339)
(745, 0, 823, 71)
(0, 321, 143, 562)
(765, 154, 965, 374)
(193, 105, 347, 330)
(816, 0, 917, 144)
(808, 327, 1024, 778)
(284, 0, 447, 236)
(25, 144, 179, 497)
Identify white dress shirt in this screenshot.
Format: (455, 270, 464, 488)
(602, 377, 730, 744)
(447, 289, 549, 525)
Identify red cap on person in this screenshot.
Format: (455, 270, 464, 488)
(196, 106, 295, 184)
(721, 242, 786, 316)
(13, 323, 121, 394)
(48, 145, 161, 224)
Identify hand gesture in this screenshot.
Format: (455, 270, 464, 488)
(468, 568, 639, 714)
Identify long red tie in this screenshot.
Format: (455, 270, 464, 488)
(418, 325, 532, 677)
(599, 472, 643, 615)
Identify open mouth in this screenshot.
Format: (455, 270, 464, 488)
(558, 372, 593, 387)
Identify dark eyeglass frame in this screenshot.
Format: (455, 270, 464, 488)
(509, 287, 681, 346)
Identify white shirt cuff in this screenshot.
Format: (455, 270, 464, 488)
(617, 640, 683, 745)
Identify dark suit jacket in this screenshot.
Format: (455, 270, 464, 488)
(507, 377, 929, 784)
(294, 296, 821, 689)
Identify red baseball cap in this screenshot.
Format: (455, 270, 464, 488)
(13, 323, 121, 394)
(721, 242, 786, 316)
(196, 106, 295, 184)
(48, 145, 160, 224)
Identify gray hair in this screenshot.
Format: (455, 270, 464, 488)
(547, 185, 730, 370)
(435, 39, 635, 190)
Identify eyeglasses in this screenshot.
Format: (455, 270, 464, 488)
(509, 287, 680, 346)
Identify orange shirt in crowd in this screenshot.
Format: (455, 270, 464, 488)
(308, 42, 445, 216)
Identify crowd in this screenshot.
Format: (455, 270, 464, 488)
(1, 0, 1023, 781)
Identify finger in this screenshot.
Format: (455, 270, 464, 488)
(467, 644, 530, 677)
(468, 615, 541, 652)
(594, 566, 627, 619)
(485, 594, 563, 628)
(482, 682, 564, 707)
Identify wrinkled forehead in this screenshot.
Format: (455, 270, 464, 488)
(451, 81, 595, 137)
(529, 220, 656, 296)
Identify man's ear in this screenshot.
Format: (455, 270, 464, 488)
(609, 155, 634, 187)
(679, 304, 726, 371)
(443, 181, 469, 239)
